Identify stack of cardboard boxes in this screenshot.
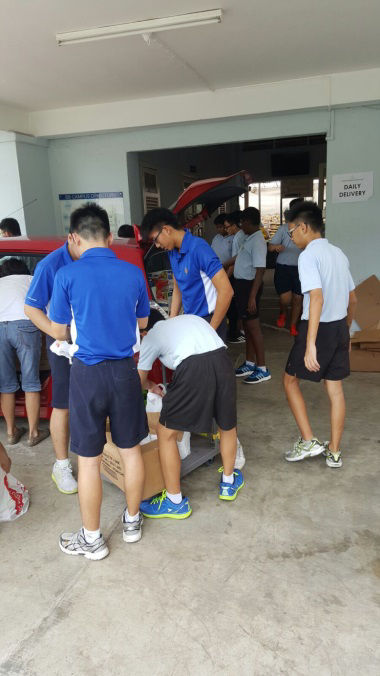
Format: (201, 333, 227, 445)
(350, 275, 380, 373)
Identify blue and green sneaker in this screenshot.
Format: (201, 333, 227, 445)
(140, 490, 192, 519)
(218, 468, 244, 501)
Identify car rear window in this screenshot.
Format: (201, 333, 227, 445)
(0, 253, 45, 275)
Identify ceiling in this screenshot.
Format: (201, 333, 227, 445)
(1, 0, 380, 111)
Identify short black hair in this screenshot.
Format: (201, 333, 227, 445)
(139, 208, 180, 241)
(241, 207, 261, 226)
(224, 210, 241, 226)
(146, 307, 166, 331)
(0, 257, 30, 276)
(287, 200, 324, 233)
(213, 214, 225, 226)
(118, 224, 134, 238)
(69, 202, 110, 240)
(289, 197, 304, 209)
(0, 218, 21, 236)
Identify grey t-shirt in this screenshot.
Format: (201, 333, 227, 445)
(270, 224, 300, 266)
(234, 230, 267, 280)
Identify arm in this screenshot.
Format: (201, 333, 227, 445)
(138, 316, 149, 330)
(268, 244, 285, 253)
(138, 369, 163, 395)
(210, 268, 234, 330)
(24, 305, 56, 335)
(247, 268, 265, 314)
(223, 255, 237, 270)
(304, 288, 323, 372)
(50, 321, 70, 341)
(170, 277, 182, 317)
(347, 290, 357, 328)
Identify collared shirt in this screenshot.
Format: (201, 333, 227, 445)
(168, 230, 222, 317)
(298, 238, 355, 322)
(270, 224, 300, 266)
(211, 234, 233, 264)
(25, 242, 73, 317)
(234, 230, 267, 280)
(0, 275, 33, 321)
(49, 247, 150, 365)
(232, 229, 247, 257)
(138, 315, 225, 372)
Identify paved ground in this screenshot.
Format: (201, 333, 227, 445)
(1, 294, 379, 675)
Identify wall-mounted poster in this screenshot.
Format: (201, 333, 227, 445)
(59, 192, 125, 234)
(332, 172, 373, 203)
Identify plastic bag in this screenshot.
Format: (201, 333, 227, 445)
(177, 431, 191, 460)
(0, 468, 29, 522)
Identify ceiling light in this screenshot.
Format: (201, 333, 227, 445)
(56, 9, 222, 46)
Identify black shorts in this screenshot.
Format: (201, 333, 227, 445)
(234, 279, 263, 321)
(69, 357, 148, 457)
(46, 335, 71, 409)
(274, 264, 302, 296)
(203, 314, 227, 342)
(285, 318, 350, 382)
(160, 347, 237, 433)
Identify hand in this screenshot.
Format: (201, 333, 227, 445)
(147, 382, 165, 397)
(0, 445, 11, 474)
(275, 245, 285, 253)
(247, 295, 257, 315)
(304, 343, 320, 372)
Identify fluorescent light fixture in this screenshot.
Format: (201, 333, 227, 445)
(56, 9, 222, 46)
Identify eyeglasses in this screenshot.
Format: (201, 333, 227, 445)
(288, 224, 300, 239)
(152, 227, 163, 245)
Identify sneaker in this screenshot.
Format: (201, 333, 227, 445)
(276, 313, 286, 328)
(218, 468, 244, 501)
(52, 461, 78, 494)
(325, 448, 343, 468)
(122, 508, 143, 543)
(243, 367, 271, 384)
(140, 490, 192, 519)
(290, 325, 298, 336)
(235, 362, 256, 377)
(228, 335, 246, 344)
(285, 437, 325, 462)
(235, 438, 246, 470)
(59, 528, 109, 560)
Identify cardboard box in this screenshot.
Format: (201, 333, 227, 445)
(350, 346, 380, 372)
(100, 430, 165, 500)
(354, 275, 380, 329)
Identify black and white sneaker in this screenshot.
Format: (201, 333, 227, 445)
(59, 528, 109, 560)
(122, 508, 143, 543)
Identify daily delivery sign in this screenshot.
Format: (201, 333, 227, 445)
(332, 172, 373, 203)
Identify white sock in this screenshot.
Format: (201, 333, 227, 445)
(222, 473, 234, 484)
(124, 510, 139, 523)
(83, 527, 100, 543)
(257, 365, 266, 370)
(246, 361, 256, 367)
(166, 491, 182, 504)
(55, 458, 69, 468)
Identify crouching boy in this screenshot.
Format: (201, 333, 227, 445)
(138, 314, 244, 519)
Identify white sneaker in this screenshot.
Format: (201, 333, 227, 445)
(59, 529, 109, 561)
(52, 461, 78, 494)
(235, 438, 246, 470)
(285, 437, 325, 462)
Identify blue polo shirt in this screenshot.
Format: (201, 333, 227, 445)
(49, 248, 150, 365)
(168, 230, 222, 317)
(25, 242, 73, 315)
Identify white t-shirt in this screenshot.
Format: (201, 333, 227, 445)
(234, 230, 267, 280)
(0, 275, 33, 321)
(298, 239, 355, 322)
(138, 315, 225, 372)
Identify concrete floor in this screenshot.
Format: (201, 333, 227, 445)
(0, 327, 380, 676)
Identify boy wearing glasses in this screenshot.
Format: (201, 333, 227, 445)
(283, 201, 357, 468)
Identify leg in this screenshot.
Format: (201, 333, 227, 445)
(118, 444, 145, 517)
(243, 319, 257, 362)
(324, 379, 345, 452)
(77, 454, 103, 531)
(219, 427, 237, 475)
(283, 373, 313, 440)
(50, 408, 69, 460)
(25, 392, 41, 438)
(290, 293, 303, 327)
(279, 291, 292, 317)
(245, 317, 265, 366)
(0, 392, 16, 437)
(157, 422, 181, 494)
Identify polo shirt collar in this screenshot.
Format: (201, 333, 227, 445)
(307, 237, 328, 250)
(80, 247, 116, 260)
(172, 229, 191, 259)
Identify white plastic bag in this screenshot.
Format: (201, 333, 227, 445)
(0, 468, 29, 522)
(146, 388, 191, 459)
(177, 431, 191, 460)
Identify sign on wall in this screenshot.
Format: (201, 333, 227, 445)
(59, 192, 125, 234)
(332, 172, 373, 203)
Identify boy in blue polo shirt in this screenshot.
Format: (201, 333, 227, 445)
(47, 203, 150, 561)
(140, 208, 233, 341)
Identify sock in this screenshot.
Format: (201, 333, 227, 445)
(166, 491, 183, 504)
(83, 527, 100, 543)
(246, 360, 256, 368)
(257, 365, 266, 371)
(124, 510, 139, 523)
(222, 473, 234, 484)
(55, 458, 70, 468)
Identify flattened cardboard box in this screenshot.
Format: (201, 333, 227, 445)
(350, 346, 380, 372)
(101, 430, 165, 500)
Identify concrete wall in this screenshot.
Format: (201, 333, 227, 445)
(16, 136, 56, 236)
(0, 132, 25, 233)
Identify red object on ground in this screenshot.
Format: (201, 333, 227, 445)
(290, 325, 298, 336)
(276, 313, 286, 328)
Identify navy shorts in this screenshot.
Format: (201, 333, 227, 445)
(46, 335, 71, 409)
(234, 280, 263, 321)
(285, 318, 350, 382)
(274, 264, 302, 296)
(69, 357, 148, 457)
